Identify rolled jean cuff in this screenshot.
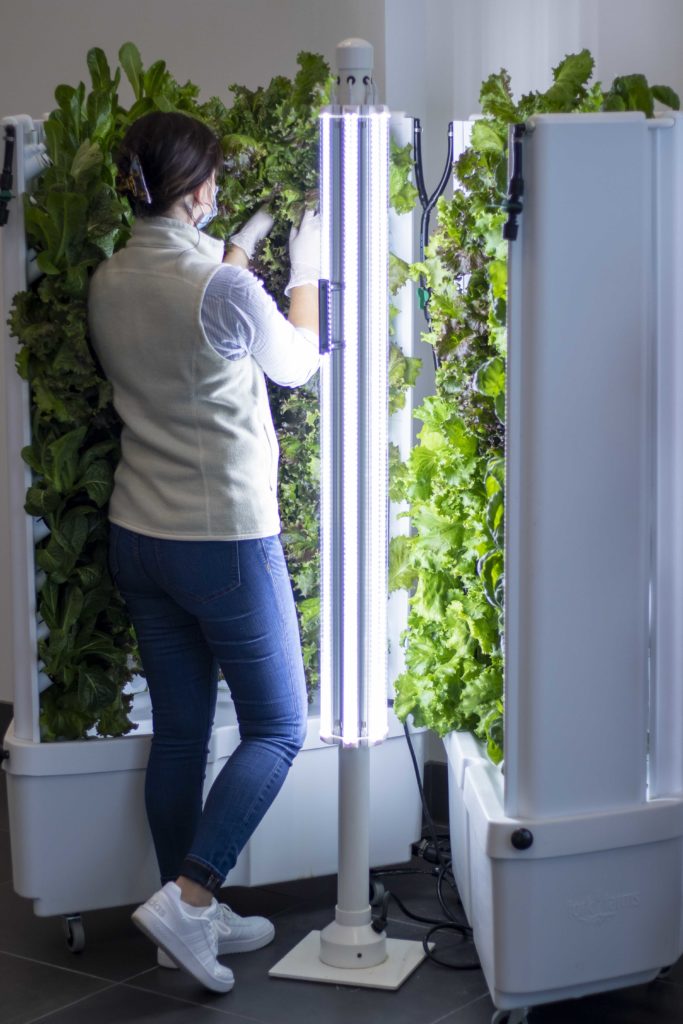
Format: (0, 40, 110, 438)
(180, 855, 224, 895)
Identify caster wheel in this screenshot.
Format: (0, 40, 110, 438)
(492, 1009, 529, 1024)
(62, 914, 85, 953)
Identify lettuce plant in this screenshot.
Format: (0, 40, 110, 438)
(391, 52, 679, 763)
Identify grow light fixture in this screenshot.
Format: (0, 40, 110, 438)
(270, 39, 426, 990)
(318, 102, 390, 749)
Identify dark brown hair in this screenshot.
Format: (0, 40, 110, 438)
(116, 111, 223, 217)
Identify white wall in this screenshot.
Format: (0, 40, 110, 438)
(4, 0, 678, 247)
(0, 0, 386, 119)
(386, 0, 683, 189)
(471, 0, 683, 108)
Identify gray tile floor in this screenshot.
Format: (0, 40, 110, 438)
(2, 701, 683, 1024)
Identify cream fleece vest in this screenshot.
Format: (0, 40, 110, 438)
(88, 217, 281, 540)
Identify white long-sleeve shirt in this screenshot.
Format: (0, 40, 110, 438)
(201, 264, 319, 385)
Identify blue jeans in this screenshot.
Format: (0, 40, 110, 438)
(108, 524, 308, 893)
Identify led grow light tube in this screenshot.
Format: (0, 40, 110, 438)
(319, 104, 390, 748)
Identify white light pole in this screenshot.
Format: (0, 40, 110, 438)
(270, 39, 426, 989)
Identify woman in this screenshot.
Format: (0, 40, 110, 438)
(88, 110, 320, 994)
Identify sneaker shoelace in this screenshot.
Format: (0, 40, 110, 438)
(209, 918, 219, 950)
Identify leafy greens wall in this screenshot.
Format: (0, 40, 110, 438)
(8, 43, 418, 741)
(9, 44, 331, 740)
(391, 51, 679, 764)
(14, 41, 670, 754)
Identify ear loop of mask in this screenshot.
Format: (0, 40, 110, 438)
(193, 183, 218, 230)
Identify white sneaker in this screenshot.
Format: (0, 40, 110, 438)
(132, 882, 234, 993)
(157, 901, 275, 969)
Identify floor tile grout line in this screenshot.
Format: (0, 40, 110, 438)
(0, 946, 129, 985)
(20, 982, 120, 1024)
(115, 965, 164, 984)
(656, 975, 683, 991)
(0, 947, 285, 1024)
(427, 991, 492, 1024)
(123, 957, 489, 1024)
(119, 977, 275, 1021)
(5, 959, 267, 1024)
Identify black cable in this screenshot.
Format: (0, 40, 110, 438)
(436, 863, 465, 924)
(412, 119, 455, 372)
(371, 710, 481, 971)
(402, 719, 448, 877)
(423, 924, 481, 970)
(418, 121, 455, 264)
(412, 118, 429, 211)
(386, 886, 469, 932)
(371, 862, 475, 958)
(412, 835, 452, 865)
(372, 866, 480, 969)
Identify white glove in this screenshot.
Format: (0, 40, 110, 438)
(229, 205, 274, 261)
(285, 209, 321, 296)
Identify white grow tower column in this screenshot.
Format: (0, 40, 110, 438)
(0, 116, 45, 737)
(270, 39, 426, 989)
(446, 111, 683, 1018)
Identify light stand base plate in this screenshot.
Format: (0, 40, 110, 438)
(268, 930, 427, 990)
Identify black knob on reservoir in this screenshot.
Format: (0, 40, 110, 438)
(510, 828, 533, 851)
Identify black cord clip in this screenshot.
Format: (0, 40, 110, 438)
(502, 123, 526, 241)
(371, 887, 391, 933)
(0, 124, 17, 228)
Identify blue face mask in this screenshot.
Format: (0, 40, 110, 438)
(196, 187, 218, 230)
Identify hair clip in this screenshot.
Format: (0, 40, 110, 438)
(116, 153, 153, 205)
(129, 154, 152, 205)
